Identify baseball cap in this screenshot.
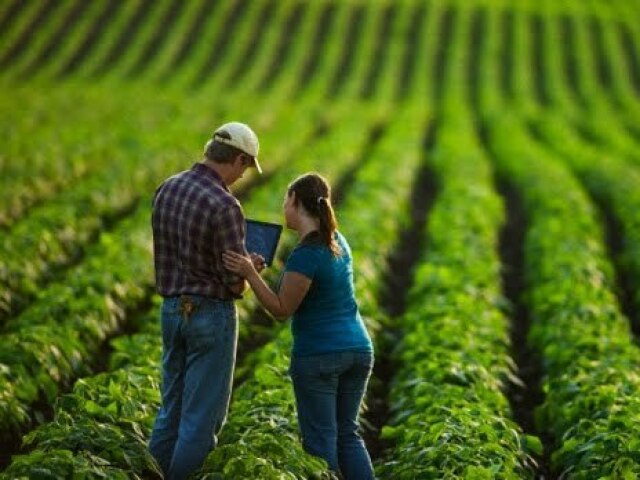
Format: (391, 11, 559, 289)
(209, 122, 262, 174)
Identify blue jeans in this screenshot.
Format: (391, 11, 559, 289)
(148, 295, 237, 480)
(289, 350, 375, 480)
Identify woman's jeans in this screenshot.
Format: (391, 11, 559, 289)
(290, 350, 375, 480)
(148, 295, 237, 480)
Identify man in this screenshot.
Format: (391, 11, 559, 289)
(148, 122, 265, 479)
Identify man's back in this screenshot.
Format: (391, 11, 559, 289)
(152, 162, 246, 299)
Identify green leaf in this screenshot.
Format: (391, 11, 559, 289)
(523, 435, 543, 456)
(84, 400, 103, 416)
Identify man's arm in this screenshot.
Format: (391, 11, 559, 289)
(214, 202, 250, 296)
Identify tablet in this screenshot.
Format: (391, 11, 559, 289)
(245, 219, 283, 266)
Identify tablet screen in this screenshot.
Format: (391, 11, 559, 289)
(245, 219, 283, 266)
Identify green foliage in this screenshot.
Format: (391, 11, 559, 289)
(377, 110, 534, 479)
(2, 0, 640, 477)
(486, 114, 640, 477)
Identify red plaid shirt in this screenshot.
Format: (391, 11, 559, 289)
(152, 163, 247, 299)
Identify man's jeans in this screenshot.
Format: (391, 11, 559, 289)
(290, 350, 375, 480)
(148, 295, 237, 480)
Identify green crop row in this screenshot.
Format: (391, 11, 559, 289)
(2, 0, 433, 103)
(485, 113, 640, 477)
(377, 4, 536, 473)
(509, 0, 640, 164)
(474, 3, 640, 475)
(0, 204, 152, 440)
(0, 84, 209, 320)
(529, 110, 640, 324)
(0, 1, 298, 197)
(1, 304, 164, 479)
(377, 110, 536, 478)
(550, 7, 640, 165)
(0, 87, 117, 227)
(516, 0, 640, 328)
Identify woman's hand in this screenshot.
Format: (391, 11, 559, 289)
(250, 253, 267, 273)
(223, 251, 258, 278)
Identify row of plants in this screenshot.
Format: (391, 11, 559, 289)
(589, 6, 640, 137)
(0, 204, 153, 440)
(0, 2, 320, 219)
(476, 4, 637, 472)
(4, 0, 638, 100)
(528, 110, 640, 327)
(484, 112, 640, 477)
(0, 143, 162, 321)
(0, 103, 382, 477)
(474, 3, 640, 475)
(557, 9, 640, 162)
(163, 0, 293, 93)
(516, 1, 640, 328)
(2, 0, 432, 101)
(0, 82, 146, 228)
(0, 84, 211, 320)
(0, 0, 70, 77)
(1, 0, 333, 95)
(28, 0, 112, 82)
(378, 109, 537, 478)
(1, 307, 164, 479)
(378, 4, 537, 474)
(524, 0, 640, 162)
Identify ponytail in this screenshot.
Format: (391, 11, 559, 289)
(288, 173, 341, 256)
(316, 196, 340, 256)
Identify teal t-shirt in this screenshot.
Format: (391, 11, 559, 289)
(284, 231, 373, 357)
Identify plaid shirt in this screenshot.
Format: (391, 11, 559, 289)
(152, 162, 247, 299)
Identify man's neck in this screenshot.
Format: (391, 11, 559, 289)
(201, 159, 232, 186)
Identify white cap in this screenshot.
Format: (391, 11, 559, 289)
(209, 121, 261, 174)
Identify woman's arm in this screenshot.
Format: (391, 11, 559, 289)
(222, 251, 311, 318)
(246, 269, 311, 318)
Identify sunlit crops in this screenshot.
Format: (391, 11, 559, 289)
(1, 0, 640, 478)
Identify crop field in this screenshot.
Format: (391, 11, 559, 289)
(1, 0, 640, 478)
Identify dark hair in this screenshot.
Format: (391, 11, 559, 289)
(287, 173, 341, 256)
(204, 130, 248, 164)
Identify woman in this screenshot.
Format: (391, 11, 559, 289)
(222, 173, 375, 479)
